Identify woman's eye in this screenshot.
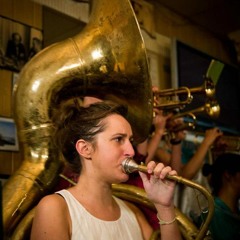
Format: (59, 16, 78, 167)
(115, 136, 123, 142)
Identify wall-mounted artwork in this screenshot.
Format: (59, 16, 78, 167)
(0, 117, 19, 151)
(0, 16, 43, 72)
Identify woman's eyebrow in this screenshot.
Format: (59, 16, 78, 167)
(111, 133, 133, 139)
(112, 133, 127, 137)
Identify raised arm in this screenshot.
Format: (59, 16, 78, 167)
(181, 127, 223, 179)
(139, 161, 182, 240)
(145, 86, 173, 164)
(145, 109, 172, 164)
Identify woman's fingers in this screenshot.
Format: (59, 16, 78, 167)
(146, 161, 177, 180)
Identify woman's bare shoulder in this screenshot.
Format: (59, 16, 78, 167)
(31, 193, 71, 240)
(36, 192, 68, 214)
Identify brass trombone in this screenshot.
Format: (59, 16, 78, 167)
(153, 77, 216, 111)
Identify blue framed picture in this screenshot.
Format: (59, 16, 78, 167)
(0, 117, 19, 151)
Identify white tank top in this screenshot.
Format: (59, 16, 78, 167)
(56, 189, 144, 240)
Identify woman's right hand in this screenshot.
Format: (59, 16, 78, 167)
(139, 161, 177, 207)
(203, 127, 223, 147)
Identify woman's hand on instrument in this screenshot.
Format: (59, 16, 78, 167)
(153, 108, 172, 136)
(139, 161, 177, 207)
(203, 127, 223, 147)
(167, 117, 186, 142)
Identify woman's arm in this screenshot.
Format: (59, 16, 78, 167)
(145, 110, 171, 164)
(139, 161, 182, 240)
(155, 203, 181, 240)
(181, 128, 222, 179)
(170, 142, 183, 174)
(154, 147, 172, 165)
(31, 194, 71, 240)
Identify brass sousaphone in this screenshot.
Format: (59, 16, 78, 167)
(2, 0, 214, 239)
(2, 0, 152, 238)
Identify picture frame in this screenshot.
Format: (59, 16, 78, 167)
(0, 117, 19, 151)
(12, 72, 20, 93)
(0, 16, 43, 72)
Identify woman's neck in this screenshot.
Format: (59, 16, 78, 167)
(218, 188, 239, 214)
(75, 174, 112, 199)
(69, 177, 120, 221)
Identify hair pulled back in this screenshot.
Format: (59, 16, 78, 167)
(53, 100, 128, 173)
(202, 152, 240, 195)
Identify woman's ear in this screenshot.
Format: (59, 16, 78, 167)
(76, 139, 93, 160)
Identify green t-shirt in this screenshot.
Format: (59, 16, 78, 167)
(196, 197, 240, 240)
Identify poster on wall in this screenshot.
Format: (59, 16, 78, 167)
(0, 117, 19, 151)
(0, 16, 43, 72)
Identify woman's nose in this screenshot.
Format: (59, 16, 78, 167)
(125, 141, 135, 157)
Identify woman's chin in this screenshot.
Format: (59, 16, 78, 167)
(114, 174, 129, 184)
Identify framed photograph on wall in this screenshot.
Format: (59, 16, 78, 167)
(0, 117, 19, 151)
(12, 72, 20, 94)
(0, 16, 43, 72)
(28, 27, 43, 61)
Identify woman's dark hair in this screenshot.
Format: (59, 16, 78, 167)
(53, 100, 128, 173)
(202, 152, 240, 195)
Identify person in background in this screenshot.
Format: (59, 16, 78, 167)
(153, 117, 186, 166)
(154, 125, 224, 219)
(28, 37, 42, 60)
(133, 85, 172, 166)
(197, 152, 240, 240)
(6, 32, 26, 69)
(31, 100, 181, 240)
(170, 127, 223, 179)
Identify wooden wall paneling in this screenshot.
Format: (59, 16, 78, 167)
(0, 0, 42, 176)
(0, 70, 22, 175)
(12, 150, 22, 172)
(12, 0, 42, 29)
(0, 69, 12, 117)
(0, 0, 42, 29)
(141, 30, 171, 89)
(32, 3, 42, 30)
(0, 69, 18, 175)
(158, 54, 171, 90)
(43, 7, 85, 47)
(0, 151, 22, 175)
(0, 0, 14, 19)
(0, 151, 13, 175)
(153, 3, 232, 64)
